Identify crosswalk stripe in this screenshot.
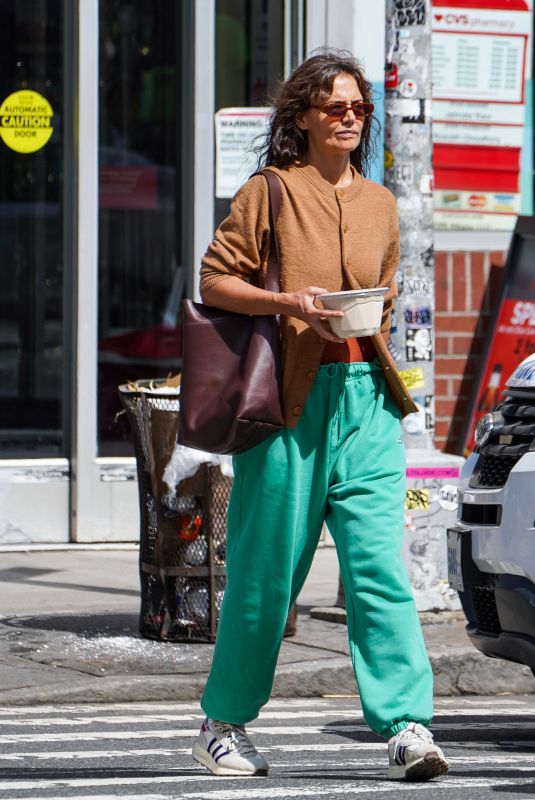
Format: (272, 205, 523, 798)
(0, 744, 363, 760)
(2, 718, 535, 745)
(177, 779, 535, 799)
(0, 710, 364, 727)
(0, 705, 533, 722)
(0, 797, 171, 800)
(0, 797, 172, 800)
(0, 744, 531, 763)
(0, 726, 366, 744)
(0, 699, 332, 716)
(0, 775, 530, 796)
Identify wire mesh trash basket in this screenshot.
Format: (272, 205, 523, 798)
(119, 379, 232, 642)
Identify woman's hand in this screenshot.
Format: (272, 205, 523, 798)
(281, 286, 346, 343)
(202, 278, 346, 343)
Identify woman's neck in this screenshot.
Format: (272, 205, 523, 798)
(301, 151, 354, 188)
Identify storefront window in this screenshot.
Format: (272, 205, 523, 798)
(214, 0, 285, 226)
(0, 0, 65, 457)
(98, 0, 186, 456)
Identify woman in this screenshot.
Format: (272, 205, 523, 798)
(191, 50, 448, 782)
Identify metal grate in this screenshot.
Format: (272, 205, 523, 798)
(470, 586, 502, 636)
(120, 388, 232, 642)
(469, 455, 520, 489)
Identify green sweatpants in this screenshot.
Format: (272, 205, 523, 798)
(201, 361, 433, 738)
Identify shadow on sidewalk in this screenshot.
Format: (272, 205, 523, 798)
(0, 567, 139, 598)
(1, 612, 139, 637)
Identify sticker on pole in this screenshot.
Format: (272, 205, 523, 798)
(438, 484, 459, 512)
(0, 90, 54, 153)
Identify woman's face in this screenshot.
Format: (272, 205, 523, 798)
(296, 72, 365, 160)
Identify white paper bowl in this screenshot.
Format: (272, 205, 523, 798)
(318, 287, 388, 338)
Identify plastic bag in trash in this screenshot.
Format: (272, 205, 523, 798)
(161, 444, 233, 510)
(180, 578, 225, 625)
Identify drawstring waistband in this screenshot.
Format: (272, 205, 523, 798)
(315, 360, 382, 383)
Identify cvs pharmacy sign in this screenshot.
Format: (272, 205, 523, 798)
(434, 13, 468, 25)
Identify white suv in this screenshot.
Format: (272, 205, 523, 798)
(448, 352, 535, 669)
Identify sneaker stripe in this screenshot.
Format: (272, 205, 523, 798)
(207, 737, 217, 754)
(214, 748, 230, 763)
(211, 744, 223, 759)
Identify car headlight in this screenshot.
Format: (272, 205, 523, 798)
(475, 413, 495, 447)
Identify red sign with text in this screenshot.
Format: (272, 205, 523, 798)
(462, 220, 535, 453)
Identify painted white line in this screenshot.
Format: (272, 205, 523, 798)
(1, 704, 533, 721)
(0, 797, 171, 800)
(0, 774, 271, 790)
(6, 777, 530, 800)
(0, 744, 366, 761)
(0, 698, 337, 716)
(0, 710, 364, 727)
(3, 718, 535, 745)
(0, 775, 529, 797)
(0, 787, 171, 800)
(177, 780, 535, 799)
(0, 698, 530, 720)
(2, 743, 531, 762)
(0, 703, 203, 716)
(0, 726, 364, 744)
(0, 715, 203, 728)
(0, 745, 358, 761)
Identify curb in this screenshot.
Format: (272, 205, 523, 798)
(1, 650, 534, 706)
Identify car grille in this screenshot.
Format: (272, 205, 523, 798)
(470, 586, 502, 635)
(471, 390, 535, 488)
(469, 455, 520, 489)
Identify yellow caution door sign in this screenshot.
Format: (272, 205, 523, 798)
(0, 90, 54, 153)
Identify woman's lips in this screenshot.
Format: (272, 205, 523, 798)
(336, 130, 359, 137)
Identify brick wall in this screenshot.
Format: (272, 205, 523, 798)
(434, 250, 506, 454)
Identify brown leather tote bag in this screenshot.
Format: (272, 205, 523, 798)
(178, 169, 284, 455)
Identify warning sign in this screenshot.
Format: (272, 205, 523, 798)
(0, 90, 54, 154)
(215, 107, 271, 198)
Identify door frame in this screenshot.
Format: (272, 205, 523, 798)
(70, 0, 213, 541)
(70, 0, 313, 542)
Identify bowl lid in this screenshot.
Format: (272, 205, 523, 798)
(318, 287, 388, 301)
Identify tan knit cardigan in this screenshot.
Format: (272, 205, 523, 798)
(200, 162, 417, 427)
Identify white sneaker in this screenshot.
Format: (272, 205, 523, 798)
(388, 722, 448, 781)
(192, 716, 269, 776)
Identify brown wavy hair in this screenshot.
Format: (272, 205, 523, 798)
(256, 49, 377, 175)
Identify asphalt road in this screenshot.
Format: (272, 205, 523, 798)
(1, 696, 535, 799)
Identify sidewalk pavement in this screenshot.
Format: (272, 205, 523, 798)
(0, 546, 534, 706)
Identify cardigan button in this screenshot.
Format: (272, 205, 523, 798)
(343, 224, 349, 233)
(292, 405, 303, 416)
(306, 370, 315, 380)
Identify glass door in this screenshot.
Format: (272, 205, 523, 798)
(98, 0, 188, 458)
(0, 0, 69, 544)
(66, 0, 194, 543)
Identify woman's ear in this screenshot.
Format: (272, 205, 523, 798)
(294, 111, 308, 131)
